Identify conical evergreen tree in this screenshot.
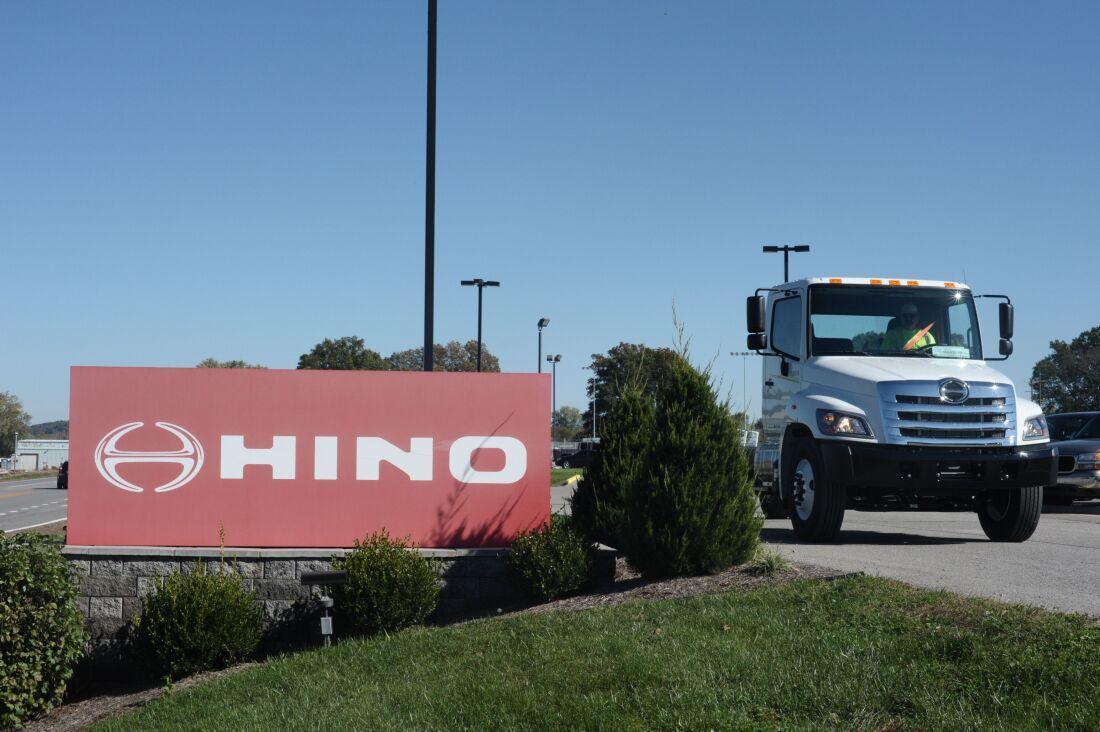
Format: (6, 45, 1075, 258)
(619, 356, 760, 577)
(569, 385, 654, 548)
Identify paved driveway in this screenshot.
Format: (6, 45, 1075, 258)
(763, 502, 1100, 617)
(553, 477, 1100, 617)
(0, 476, 69, 532)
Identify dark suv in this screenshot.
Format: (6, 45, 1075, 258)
(1046, 412, 1100, 505)
(57, 460, 68, 490)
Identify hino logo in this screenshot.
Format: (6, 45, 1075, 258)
(95, 422, 205, 493)
(95, 423, 527, 492)
(939, 379, 970, 404)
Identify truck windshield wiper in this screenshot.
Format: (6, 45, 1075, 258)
(873, 349, 935, 357)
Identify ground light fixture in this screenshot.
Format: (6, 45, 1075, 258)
(762, 244, 810, 282)
(461, 278, 500, 372)
(546, 354, 561, 427)
(300, 570, 347, 647)
(537, 318, 550, 372)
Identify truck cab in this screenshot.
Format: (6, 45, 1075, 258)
(746, 277, 1056, 542)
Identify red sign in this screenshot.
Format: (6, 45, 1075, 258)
(68, 367, 550, 548)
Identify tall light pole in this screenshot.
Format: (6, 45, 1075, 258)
(762, 244, 810, 282)
(537, 317, 550, 372)
(460, 278, 500, 372)
(590, 394, 597, 439)
(1032, 378, 1054, 409)
(546, 354, 561, 426)
(730, 351, 753, 415)
(422, 0, 438, 372)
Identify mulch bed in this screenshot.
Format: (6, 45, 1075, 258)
(27, 558, 848, 731)
(25, 664, 257, 732)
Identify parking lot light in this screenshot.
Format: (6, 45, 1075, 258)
(538, 318, 550, 373)
(762, 244, 810, 282)
(546, 354, 561, 429)
(461, 278, 501, 372)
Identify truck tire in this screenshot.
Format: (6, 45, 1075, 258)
(978, 486, 1042, 542)
(759, 495, 786, 519)
(783, 437, 845, 541)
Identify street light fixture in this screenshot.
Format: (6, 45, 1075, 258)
(460, 278, 500, 372)
(537, 318, 550, 373)
(546, 354, 561, 426)
(762, 244, 810, 282)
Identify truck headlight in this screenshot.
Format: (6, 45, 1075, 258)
(816, 410, 873, 438)
(1022, 416, 1048, 441)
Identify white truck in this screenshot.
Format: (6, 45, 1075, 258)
(746, 277, 1056, 542)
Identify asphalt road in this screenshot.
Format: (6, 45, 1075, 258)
(764, 503, 1100, 617)
(0, 476, 69, 533)
(553, 479, 1100, 617)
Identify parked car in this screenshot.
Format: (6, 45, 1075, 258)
(1045, 412, 1100, 505)
(558, 449, 597, 469)
(57, 460, 68, 490)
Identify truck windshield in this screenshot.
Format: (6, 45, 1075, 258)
(809, 285, 982, 359)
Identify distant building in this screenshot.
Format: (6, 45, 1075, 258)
(15, 439, 69, 470)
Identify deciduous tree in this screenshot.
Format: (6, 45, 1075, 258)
(0, 392, 30, 455)
(1030, 325, 1100, 413)
(386, 341, 501, 372)
(582, 343, 681, 436)
(297, 337, 388, 371)
(197, 358, 266, 369)
(552, 406, 584, 441)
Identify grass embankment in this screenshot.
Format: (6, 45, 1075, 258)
(0, 470, 56, 482)
(551, 468, 582, 485)
(98, 576, 1100, 731)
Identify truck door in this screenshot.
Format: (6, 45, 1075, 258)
(762, 294, 804, 446)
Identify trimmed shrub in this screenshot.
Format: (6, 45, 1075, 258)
(131, 562, 264, 680)
(0, 533, 86, 729)
(506, 516, 594, 601)
(619, 355, 761, 578)
(331, 531, 440, 636)
(569, 386, 655, 548)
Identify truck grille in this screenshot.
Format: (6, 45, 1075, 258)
(1058, 455, 1077, 474)
(900, 427, 1006, 440)
(879, 381, 1015, 446)
(895, 395, 1006, 407)
(897, 411, 1006, 424)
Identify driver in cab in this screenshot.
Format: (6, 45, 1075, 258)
(881, 303, 936, 351)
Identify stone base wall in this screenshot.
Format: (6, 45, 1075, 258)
(62, 546, 519, 661)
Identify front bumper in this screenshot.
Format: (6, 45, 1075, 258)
(819, 441, 1057, 494)
(1049, 470, 1100, 498)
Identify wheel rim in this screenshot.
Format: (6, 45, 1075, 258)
(793, 458, 815, 521)
(985, 492, 1010, 521)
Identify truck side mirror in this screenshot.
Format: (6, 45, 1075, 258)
(748, 333, 767, 351)
(999, 302, 1013, 340)
(746, 296, 766, 334)
(999, 338, 1013, 357)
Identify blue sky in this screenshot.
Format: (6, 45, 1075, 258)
(2, 1, 1097, 422)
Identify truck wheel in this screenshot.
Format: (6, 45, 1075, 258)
(978, 486, 1042, 542)
(759, 494, 786, 519)
(783, 437, 845, 541)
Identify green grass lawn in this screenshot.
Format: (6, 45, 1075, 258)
(551, 467, 582, 485)
(97, 576, 1100, 731)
